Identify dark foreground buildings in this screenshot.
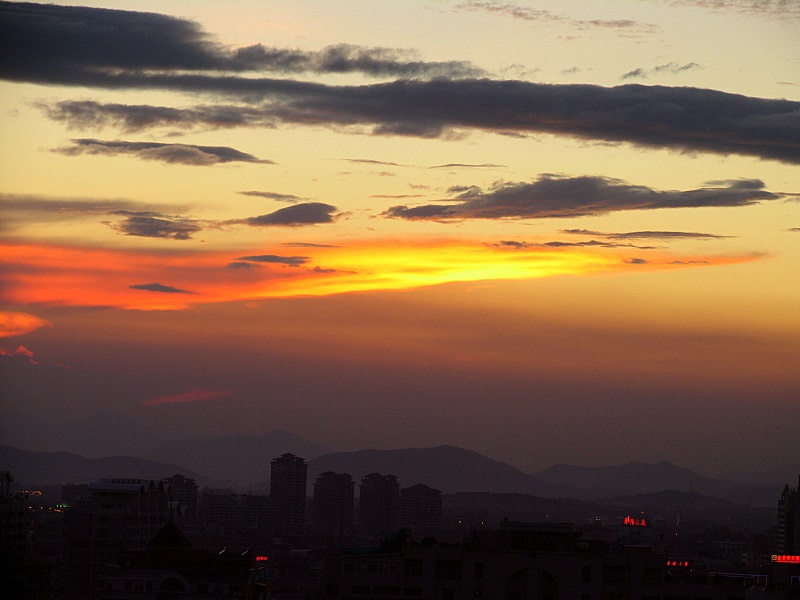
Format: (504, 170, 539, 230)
(4, 465, 800, 599)
(324, 521, 761, 599)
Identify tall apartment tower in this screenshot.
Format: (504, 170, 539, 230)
(359, 473, 400, 538)
(162, 473, 198, 523)
(313, 471, 354, 541)
(270, 453, 307, 533)
(400, 483, 442, 534)
(61, 478, 169, 600)
(778, 475, 800, 554)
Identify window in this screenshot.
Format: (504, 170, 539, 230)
(602, 566, 628, 584)
(351, 585, 370, 595)
(404, 588, 422, 597)
(641, 568, 662, 586)
(474, 562, 484, 579)
(436, 560, 463, 580)
(581, 566, 591, 582)
(405, 559, 423, 577)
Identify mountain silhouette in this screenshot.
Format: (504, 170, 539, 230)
(308, 445, 577, 497)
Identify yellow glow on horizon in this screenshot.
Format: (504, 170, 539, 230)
(0, 239, 756, 310)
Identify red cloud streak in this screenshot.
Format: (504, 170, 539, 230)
(142, 388, 238, 406)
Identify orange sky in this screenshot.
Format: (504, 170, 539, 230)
(1, 0, 798, 477)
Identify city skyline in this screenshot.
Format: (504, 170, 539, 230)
(0, 0, 798, 478)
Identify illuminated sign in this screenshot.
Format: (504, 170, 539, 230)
(255, 556, 269, 562)
(623, 516, 647, 527)
(667, 560, 690, 567)
(772, 555, 800, 563)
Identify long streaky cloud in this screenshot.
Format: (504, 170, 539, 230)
(142, 388, 238, 406)
(34, 83, 800, 164)
(384, 175, 782, 220)
(129, 282, 195, 294)
(53, 139, 272, 166)
(237, 190, 306, 203)
(563, 229, 731, 240)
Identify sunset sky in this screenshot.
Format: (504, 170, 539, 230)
(1, 0, 798, 478)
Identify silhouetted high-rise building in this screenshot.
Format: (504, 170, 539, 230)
(400, 483, 442, 534)
(199, 488, 239, 530)
(61, 478, 169, 600)
(313, 471, 354, 540)
(0, 471, 32, 600)
(270, 453, 307, 533)
(778, 475, 800, 554)
(162, 473, 198, 523)
(359, 473, 400, 538)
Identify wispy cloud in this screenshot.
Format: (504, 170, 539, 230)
(142, 388, 238, 406)
(237, 190, 307, 203)
(651, 0, 800, 20)
(53, 139, 273, 166)
(454, 2, 660, 35)
(622, 61, 701, 79)
(562, 229, 731, 240)
(0, 345, 69, 368)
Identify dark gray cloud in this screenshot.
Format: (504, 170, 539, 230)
(384, 175, 782, 221)
(621, 62, 701, 79)
(0, 3, 482, 82)
(7, 3, 800, 163)
(237, 190, 306, 203)
(129, 283, 195, 294)
(235, 254, 309, 266)
(34, 81, 800, 164)
(562, 229, 731, 240)
(109, 214, 202, 240)
(231, 202, 338, 226)
(625, 258, 648, 264)
(788, 227, 800, 232)
(37, 100, 280, 133)
(53, 139, 272, 166)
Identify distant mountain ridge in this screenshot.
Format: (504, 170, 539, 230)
(534, 461, 781, 507)
(142, 429, 332, 486)
(0, 445, 213, 486)
(307, 446, 578, 497)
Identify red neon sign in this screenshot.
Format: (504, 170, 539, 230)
(256, 556, 269, 562)
(667, 560, 689, 567)
(772, 554, 800, 563)
(623, 516, 647, 527)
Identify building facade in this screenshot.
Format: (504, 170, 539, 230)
(359, 474, 400, 539)
(270, 453, 307, 533)
(313, 471, 355, 542)
(399, 484, 442, 535)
